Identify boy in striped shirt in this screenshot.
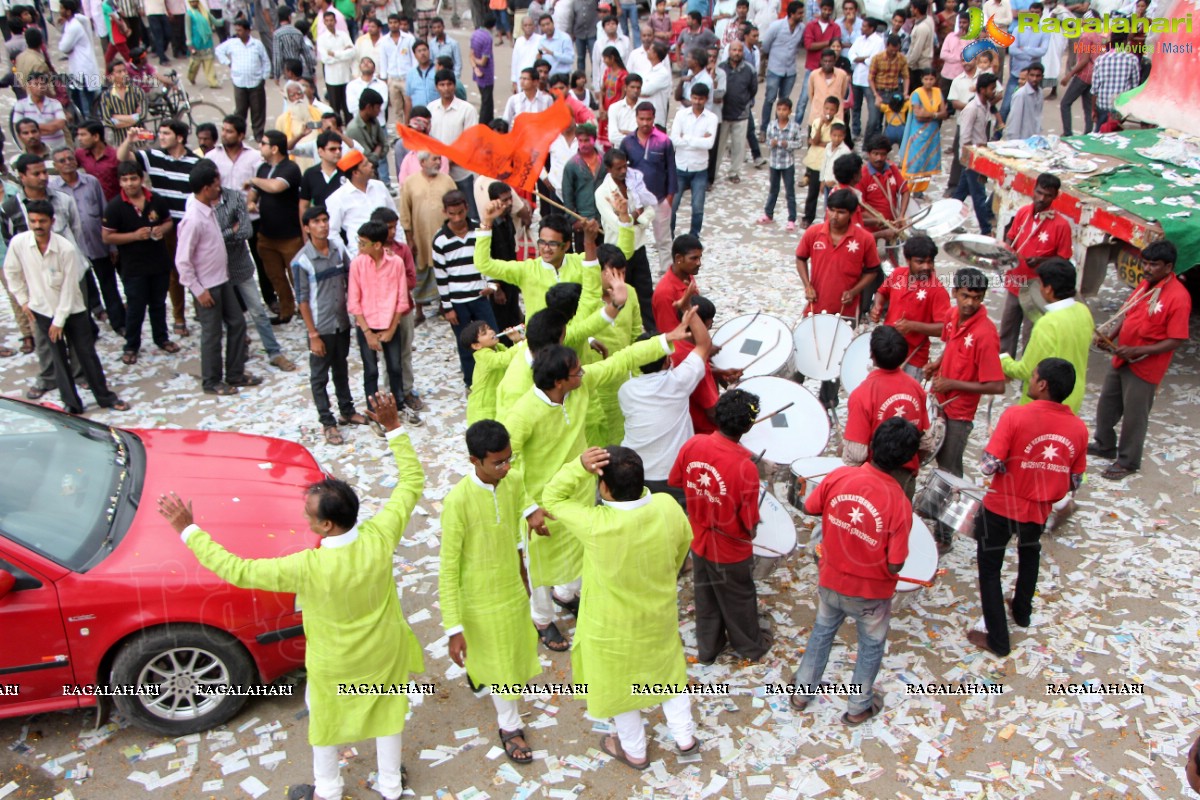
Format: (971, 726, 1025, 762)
(433, 190, 499, 388)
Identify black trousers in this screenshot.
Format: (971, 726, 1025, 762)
(357, 326, 404, 408)
(745, 111, 761, 159)
(233, 82, 268, 140)
(1059, 76, 1093, 137)
(489, 280, 523, 341)
(478, 84, 494, 125)
(947, 126, 962, 194)
(326, 83, 349, 125)
(975, 507, 1043, 656)
(310, 328, 356, 426)
(691, 551, 768, 662)
(706, 124, 722, 184)
(34, 311, 117, 414)
(628, 246, 656, 332)
(803, 166, 822, 224)
(122, 269, 170, 353)
(90, 255, 126, 331)
(195, 281, 249, 390)
(169, 14, 187, 57)
(249, 218, 275, 308)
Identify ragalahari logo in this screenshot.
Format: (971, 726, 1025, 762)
(960, 6, 1016, 61)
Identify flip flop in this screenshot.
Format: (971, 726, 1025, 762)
(323, 425, 344, 445)
(678, 737, 702, 756)
(0, 346, 14, 358)
(173, 322, 190, 337)
(107, 399, 131, 412)
(552, 593, 580, 617)
(1101, 463, 1135, 480)
(339, 413, 368, 426)
(841, 695, 884, 727)
(286, 785, 315, 800)
(536, 621, 569, 652)
(25, 386, 49, 400)
(20, 335, 34, 354)
(122, 351, 138, 365)
(600, 734, 649, 771)
(500, 728, 533, 764)
(157, 340, 181, 354)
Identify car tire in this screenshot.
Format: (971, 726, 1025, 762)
(110, 624, 256, 735)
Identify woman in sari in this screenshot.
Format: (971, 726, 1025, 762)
(597, 46, 627, 147)
(899, 72, 947, 196)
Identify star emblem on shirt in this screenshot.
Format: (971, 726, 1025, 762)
(916, 289, 927, 300)
(1150, 301, 1164, 315)
(892, 405, 908, 417)
(1041, 443, 1060, 461)
(1037, 230, 1049, 243)
(846, 239, 860, 253)
(849, 506, 865, 525)
(697, 472, 712, 487)
(964, 333, 975, 348)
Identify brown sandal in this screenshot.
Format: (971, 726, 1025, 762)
(20, 335, 34, 354)
(157, 340, 181, 354)
(122, 351, 138, 365)
(0, 346, 14, 358)
(323, 426, 345, 445)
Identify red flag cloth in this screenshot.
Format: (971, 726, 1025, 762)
(396, 99, 571, 193)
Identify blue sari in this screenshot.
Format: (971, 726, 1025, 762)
(899, 87, 945, 183)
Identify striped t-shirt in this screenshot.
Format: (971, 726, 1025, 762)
(431, 221, 489, 312)
(138, 147, 200, 220)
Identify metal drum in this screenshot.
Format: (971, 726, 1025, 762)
(839, 330, 874, 394)
(737, 376, 830, 465)
(711, 313, 795, 378)
(914, 469, 987, 539)
(894, 516, 938, 607)
(921, 393, 946, 467)
(793, 312, 855, 381)
(787, 456, 844, 509)
(752, 485, 798, 580)
(910, 198, 966, 240)
(944, 234, 1019, 272)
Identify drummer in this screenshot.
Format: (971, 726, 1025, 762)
(795, 189, 882, 410)
(923, 267, 1005, 480)
(652, 235, 702, 336)
(842, 326, 934, 499)
(857, 134, 910, 266)
(868, 234, 951, 381)
(998, 172, 1073, 358)
(669, 390, 774, 665)
(790, 417, 921, 725)
(969, 357, 1087, 658)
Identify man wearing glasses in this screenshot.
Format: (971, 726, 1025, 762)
(474, 192, 636, 321)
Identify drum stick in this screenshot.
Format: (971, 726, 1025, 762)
(936, 393, 960, 410)
(810, 313, 821, 361)
(754, 401, 795, 426)
(739, 330, 781, 374)
(708, 525, 789, 557)
(751, 448, 768, 463)
(822, 318, 844, 371)
(896, 576, 935, 588)
(723, 310, 761, 347)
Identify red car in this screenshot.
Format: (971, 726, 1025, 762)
(0, 397, 322, 735)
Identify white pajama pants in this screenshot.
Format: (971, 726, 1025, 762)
(530, 580, 581, 627)
(612, 694, 695, 761)
(651, 198, 674, 273)
(493, 695, 522, 731)
(312, 734, 402, 800)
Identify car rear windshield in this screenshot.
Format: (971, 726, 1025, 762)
(0, 401, 127, 570)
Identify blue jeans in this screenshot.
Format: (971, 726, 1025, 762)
(620, 3, 640, 46)
(448, 295, 498, 386)
(759, 72, 797, 136)
(71, 87, 99, 119)
(575, 36, 596, 72)
(147, 13, 170, 61)
(792, 585, 892, 715)
(671, 169, 708, 238)
(850, 84, 868, 138)
(235, 276, 283, 358)
(951, 167, 993, 235)
(374, 156, 390, 188)
(796, 66, 813, 121)
(1000, 72, 1019, 121)
(764, 165, 795, 222)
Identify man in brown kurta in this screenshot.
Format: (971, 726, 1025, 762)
(399, 151, 459, 308)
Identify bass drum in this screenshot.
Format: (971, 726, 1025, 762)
(793, 313, 855, 381)
(737, 377, 831, 465)
(839, 330, 873, 394)
(893, 516, 938, 609)
(711, 313, 796, 378)
(752, 486, 798, 580)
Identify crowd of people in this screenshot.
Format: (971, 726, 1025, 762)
(0, 0, 1192, 797)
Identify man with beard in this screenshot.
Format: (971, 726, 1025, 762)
(400, 151, 457, 321)
(277, 80, 324, 150)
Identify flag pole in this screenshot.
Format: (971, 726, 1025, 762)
(535, 191, 586, 221)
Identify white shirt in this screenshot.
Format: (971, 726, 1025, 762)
(429, 97, 479, 181)
(346, 76, 389, 119)
(503, 90, 554, 125)
(354, 32, 384, 77)
(712, 0, 739, 39)
(848, 30, 884, 87)
(325, 179, 399, 256)
(545, 135, 577, 194)
(3, 232, 86, 327)
(641, 60, 673, 127)
(618, 351, 707, 480)
(609, 96, 640, 141)
(670, 107, 719, 172)
(626, 46, 651, 82)
(948, 69, 980, 108)
(59, 16, 101, 92)
(380, 30, 416, 79)
(511, 32, 543, 84)
(591, 32, 631, 93)
(319, 29, 356, 86)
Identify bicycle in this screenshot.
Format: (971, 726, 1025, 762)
(143, 70, 226, 132)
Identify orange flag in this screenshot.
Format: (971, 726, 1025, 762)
(397, 100, 572, 193)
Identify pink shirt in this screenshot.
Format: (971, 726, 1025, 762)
(347, 251, 411, 329)
(397, 151, 449, 187)
(176, 194, 230, 294)
(207, 144, 265, 213)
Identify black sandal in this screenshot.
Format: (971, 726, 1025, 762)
(600, 733, 649, 771)
(537, 621, 569, 652)
(20, 335, 34, 354)
(500, 728, 533, 764)
(286, 785, 315, 800)
(842, 695, 884, 727)
(552, 593, 580, 617)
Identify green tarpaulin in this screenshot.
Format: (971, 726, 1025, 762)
(1064, 129, 1181, 171)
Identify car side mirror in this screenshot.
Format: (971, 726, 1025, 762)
(0, 570, 15, 600)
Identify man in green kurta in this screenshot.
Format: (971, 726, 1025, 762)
(475, 193, 635, 321)
(542, 445, 699, 770)
(507, 300, 696, 651)
(586, 244, 646, 447)
(440, 420, 544, 764)
(157, 393, 424, 800)
(1000, 259, 1094, 415)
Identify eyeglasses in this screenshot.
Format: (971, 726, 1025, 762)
(537, 238, 567, 249)
(570, 369, 585, 378)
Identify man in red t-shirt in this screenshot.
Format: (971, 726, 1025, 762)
(999, 172, 1073, 357)
(652, 234, 702, 335)
(923, 267, 1005, 479)
(843, 325, 931, 498)
(1092, 241, 1191, 480)
(669, 389, 772, 664)
(970, 357, 1087, 657)
(796, 188, 881, 409)
(869, 234, 950, 380)
(790, 417, 920, 725)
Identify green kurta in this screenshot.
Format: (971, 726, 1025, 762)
(1000, 300, 1094, 415)
(474, 224, 634, 320)
(438, 473, 541, 698)
(506, 335, 674, 587)
(542, 460, 692, 719)
(586, 291, 645, 446)
(467, 344, 516, 424)
(184, 432, 426, 747)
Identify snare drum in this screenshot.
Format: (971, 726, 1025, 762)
(910, 198, 966, 240)
(914, 469, 986, 539)
(711, 313, 795, 378)
(787, 456, 844, 509)
(793, 313, 855, 381)
(895, 515, 937, 594)
(839, 330, 873, 394)
(737, 376, 831, 465)
(753, 486, 798, 580)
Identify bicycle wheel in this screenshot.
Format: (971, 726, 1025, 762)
(183, 101, 227, 130)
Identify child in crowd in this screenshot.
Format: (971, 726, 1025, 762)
(370, 206, 424, 418)
(820, 122, 852, 203)
(757, 98, 803, 231)
(827, 152, 866, 229)
(803, 96, 840, 227)
(463, 320, 518, 424)
(880, 91, 909, 147)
